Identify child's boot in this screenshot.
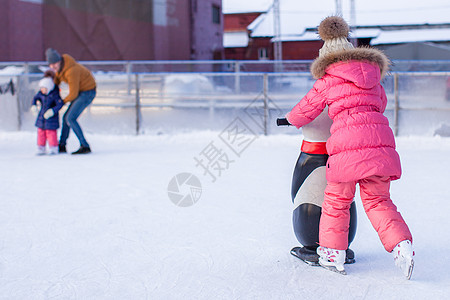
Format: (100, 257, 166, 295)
(49, 146, 59, 155)
(37, 146, 46, 155)
(392, 240, 414, 280)
(317, 246, 346, 275)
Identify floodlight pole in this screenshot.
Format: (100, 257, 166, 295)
(273, 0, 282, 72)
(349, 0, 357, 46)
(335, 0, 342, 15)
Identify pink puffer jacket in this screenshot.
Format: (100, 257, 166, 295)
(287, 48, 401, 183)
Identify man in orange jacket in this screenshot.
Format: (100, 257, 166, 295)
(46, 48, 96, 154)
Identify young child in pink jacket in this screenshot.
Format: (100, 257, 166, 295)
(286, 16, 414, 278)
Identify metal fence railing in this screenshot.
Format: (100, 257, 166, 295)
(2, 59, 450, 74)
(1, 60, 450, 137)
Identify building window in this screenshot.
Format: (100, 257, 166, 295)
(258, 48, 269, 60)
(212, 5, 221, 24)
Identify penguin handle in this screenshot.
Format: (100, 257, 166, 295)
(276, 118, 291, 126)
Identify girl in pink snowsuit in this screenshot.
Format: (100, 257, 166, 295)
(286, 16, 414, 278)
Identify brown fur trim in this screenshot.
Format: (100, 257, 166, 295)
(310, 47, 390, 79)
(318, 16, 350, 40)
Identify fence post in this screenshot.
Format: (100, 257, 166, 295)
(234, 61, 240, 94)
(393, 73, 399, 136)
(15, 76, 22, 131)
(263, 73, 269, 136)
(19, 64, 31, 131)
(127, 62, 132, 95)
(135, 73, 141, 135)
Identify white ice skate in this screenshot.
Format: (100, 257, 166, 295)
(49, 146, 59, 155)
(36, 146, 46, 156)
(317, 246, 346, 275)
(392, 240, 415, 280)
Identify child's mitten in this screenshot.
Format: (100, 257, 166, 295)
(44, 109, 54, 119)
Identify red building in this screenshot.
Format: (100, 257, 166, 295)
(224, 2, 450, 62)
(0, 0, 223, 61)
(223, 9, 324, 62)
(223, 11, 324, 61)
(0, 0, 43, 61)
(281, 41, 324, 60)
(224, 12, 261, 32)
(223, 12, 263, 60)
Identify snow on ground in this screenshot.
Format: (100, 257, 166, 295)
(0, 131, 449, 299)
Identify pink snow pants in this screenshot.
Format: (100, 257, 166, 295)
(37, 128, 58, 147)
(319, 175, 412, 252)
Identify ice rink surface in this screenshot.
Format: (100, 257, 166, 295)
(0, 131, 449, 299)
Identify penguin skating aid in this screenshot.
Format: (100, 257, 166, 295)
(277, 117, 357, 266)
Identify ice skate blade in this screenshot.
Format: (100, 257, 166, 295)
(295, 257, 320, 267)
(406, 259, 414, 280)
(319, 262, 347, 275)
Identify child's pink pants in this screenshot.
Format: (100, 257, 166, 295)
(37, 128, 58, 147)
(319, 175, 412, 252)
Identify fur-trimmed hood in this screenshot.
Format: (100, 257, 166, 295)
(310, 47, 390, 80)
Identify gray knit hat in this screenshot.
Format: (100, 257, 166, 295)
(45, 48, 62, 64)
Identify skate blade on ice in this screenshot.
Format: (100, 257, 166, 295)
(291, 247, 356, 266)
(397, 256, 414, 280)
(319, 261, 347, 275)
(405, 258, 414, 280)
(319, 264, 347, 275)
